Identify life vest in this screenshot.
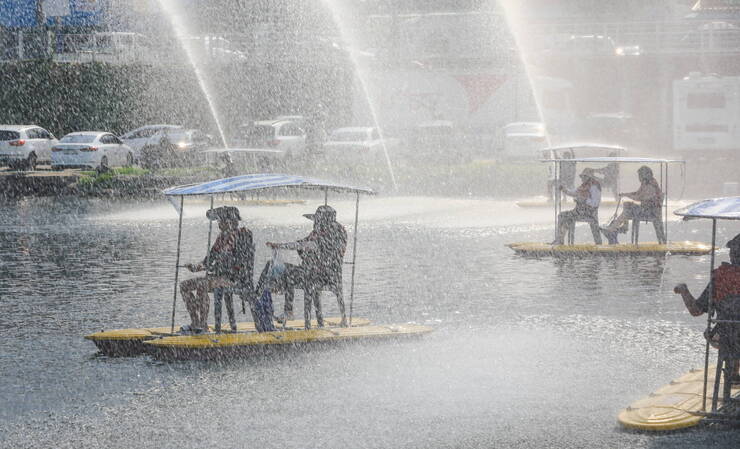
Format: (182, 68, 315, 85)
(712, 263, 740, 302)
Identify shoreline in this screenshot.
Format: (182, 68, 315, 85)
(0, 167, 205, 200)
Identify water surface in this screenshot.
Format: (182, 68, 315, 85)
(1, 196, 739, 448)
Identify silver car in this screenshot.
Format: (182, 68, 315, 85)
(120, 124, 182, 154)
(0, 125, 58, 170)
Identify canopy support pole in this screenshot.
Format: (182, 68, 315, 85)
(170, 196, 185, 334)
(554, 159, 561, 241)
(702, 218, 717, 411)
(206, 196, 214, 256)
(349, 192, 360, 326)
(324, 189, 328, 206)
(665, 163, 669, 243)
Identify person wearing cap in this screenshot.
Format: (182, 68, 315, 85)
(550, 167, 602, 245)
(264, 205, 348, 329)
(180, 206, 254, 333)
(674, 233, 740, 379)
(600, 165, 664, 244)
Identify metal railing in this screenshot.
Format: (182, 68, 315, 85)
(526, 20, 740, 54)
(3, 19, 740, 66)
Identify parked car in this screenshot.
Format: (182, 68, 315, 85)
(323, 127, 388, 160)
(242, 119, 307, 158)
(0, 125, 58, 170)
(120, 124, 182, 153)
(499, 122, 547, 159)
(139, 128, 213, 169)
(51, 132, 135, 170)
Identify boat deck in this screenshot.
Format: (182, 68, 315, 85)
(508, 241, 713, 257)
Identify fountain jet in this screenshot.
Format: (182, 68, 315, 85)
(156, 0, 229, 148)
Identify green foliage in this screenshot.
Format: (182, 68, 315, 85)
(112, 166, 148, 176)
(0, 60, 352, 141)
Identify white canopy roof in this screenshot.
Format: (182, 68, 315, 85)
(541, 157, 685, 164)
(674, 197, 740, 221)
(163, 173, 374, 196)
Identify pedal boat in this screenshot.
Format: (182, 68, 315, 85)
(509, 156, 711, 257)
(85, 318, 369, 357)
(85, 173, 434, 358)
(618, 197, 740, 430)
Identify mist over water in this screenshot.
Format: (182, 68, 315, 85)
(2, 198, 740, 448)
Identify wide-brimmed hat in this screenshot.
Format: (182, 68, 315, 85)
(579, 168, 598, 180)
(303, 205, 336, 222)
(206, 206, 241, 221)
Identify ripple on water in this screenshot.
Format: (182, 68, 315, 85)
(1, 197, 739, 448)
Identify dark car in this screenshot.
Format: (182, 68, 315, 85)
(140, 128, 213, 169)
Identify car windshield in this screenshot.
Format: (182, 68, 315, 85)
(61, 134, 96, 143)
(0, 130, 20, 141)
(331, 131, 369, 142)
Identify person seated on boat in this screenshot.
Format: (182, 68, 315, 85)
(600, 166, 663, 245)
(550, 168, 602, 245)
(674, 233, 740, 379)
(180, 206, 254, 334)
(262, 205, 348, 329)
(593, 152, 619, 198)
(547, 150, 576, 202)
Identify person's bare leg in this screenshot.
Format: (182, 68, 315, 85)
(334, 283, 347, 327)
(304, 288, 312, 330)
(312, 287, 324, 328)
(180, 278, 200, 328)
(195, 281, 210, 330)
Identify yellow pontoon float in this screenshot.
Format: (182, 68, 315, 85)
(618, 196, 740, 430)
(85, 318, 370, 357)
(516, 143, 626, 208)
(508, 156, 712, 257)
(85, 173, 432, 358)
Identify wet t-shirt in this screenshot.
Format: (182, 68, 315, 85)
(635, 180, 663, 210)
(205, 227, 254, 284)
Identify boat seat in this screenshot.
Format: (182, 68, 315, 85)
(630, 214, 666, 245)
(565, 213, 602, 245)
(710, 295, 740, 412)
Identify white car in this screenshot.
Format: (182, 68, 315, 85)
(0, 125, 58, 170)
(51, 132, 135, 170)
(121, 124, 182, 154)
(323, 127, 388, 159)
(243, 119, 306, 158)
